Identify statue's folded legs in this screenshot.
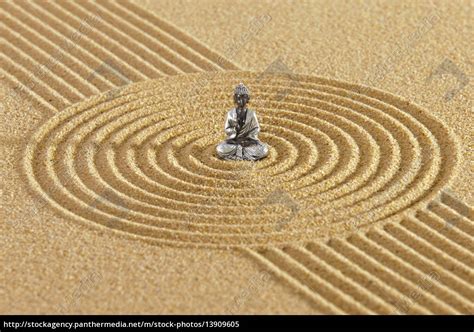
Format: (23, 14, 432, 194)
(216, 83, 269, 161)
(216, 139, 268, 161)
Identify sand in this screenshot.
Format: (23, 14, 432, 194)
(1, 0, 472, 314)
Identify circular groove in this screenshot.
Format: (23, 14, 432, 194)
(24, 71, 459, 247)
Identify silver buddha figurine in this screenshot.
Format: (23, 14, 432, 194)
(216, 83, 269, 161)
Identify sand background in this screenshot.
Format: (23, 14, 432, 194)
(1, 0, 472, 314)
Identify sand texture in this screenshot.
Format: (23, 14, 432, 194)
(1, 0, 473, 314)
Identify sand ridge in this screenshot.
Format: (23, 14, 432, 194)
(0, 0, 237, 113)
(245, 191, 473, 313)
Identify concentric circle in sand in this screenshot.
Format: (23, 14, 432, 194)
(23, 72, 459, 247)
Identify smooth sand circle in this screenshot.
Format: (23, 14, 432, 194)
(23, 72, 459, 247)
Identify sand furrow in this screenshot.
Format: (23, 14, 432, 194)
(92, 0, 193, 75)
(115, 0, 239, 70)
(247, 223, 473, 313)
(263, 247, 372, 313)
(349, 233, 469, 313)
(328, 238, 456, 314)
(306, 242, 428, 314)
(55, 0, 163, 78)
(34, 0, 148, 82)
(0, 52, 69, 110)
(0, 6, 100, 97)
(101, 0, 211, 73)
(25, 0, 126, 88)
(367, 228, 474, 306)
(2, 0, 239, 109)
(75, 0, 180, 76)
(281, 246, 379, 313)
(31, 2, 147, 86)
(429, 201, 474, 237)
(15, 1, 114, 90)
(416, 210, 474, 252)
(0, 65, 57, 114)
(441, 191, 474, 220)
(0, 38, 82, 103)
(388, 222, 473, 282)
(242, 248, 345, 314)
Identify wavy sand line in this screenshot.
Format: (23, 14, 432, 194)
(0, 0, 238, 112)
(81, 0, 190, 75)
(329, 237, 459, 314)
(25, 0, 143, 86)
(64, 82, 404, 206)
(365, 229, 473, 305)
(22, 80, 438, 233)
(429, 201, 473, 236)
(5, 1, 111, 92)
(346, 234, 468, 313)
(247, 196, 473, 314)
(260, 246, 376, 314)
(0, 56, 58, 114)
(102, 0, 217, 72)
(241, 247, 346, 314)
(400, 215, 473, 268)
(0, 52, 69, 110)
(389, 222, 472, 282)
(243, 245, 428, 314)
(439, 191, 474, 220)
(0, 14, 97, 98)
(57, 1, 166, 78)
(23, 72, 459, 247)
(114, 0, 239, 71)
(0, 36, 84, 103)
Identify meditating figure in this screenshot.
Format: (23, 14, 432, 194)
(216, 83, 269, 161)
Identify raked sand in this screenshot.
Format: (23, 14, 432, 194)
(1, 0, 472, 314)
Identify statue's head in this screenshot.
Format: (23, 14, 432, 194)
(234, 83, 250, 108)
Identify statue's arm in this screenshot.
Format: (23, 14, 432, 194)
(247, 111, 260, 138)
(224, 112, 237, 138)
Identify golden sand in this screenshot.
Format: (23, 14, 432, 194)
(1, 0, 472, 314)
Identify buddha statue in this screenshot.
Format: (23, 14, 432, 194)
(216, 83, 269, 161)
